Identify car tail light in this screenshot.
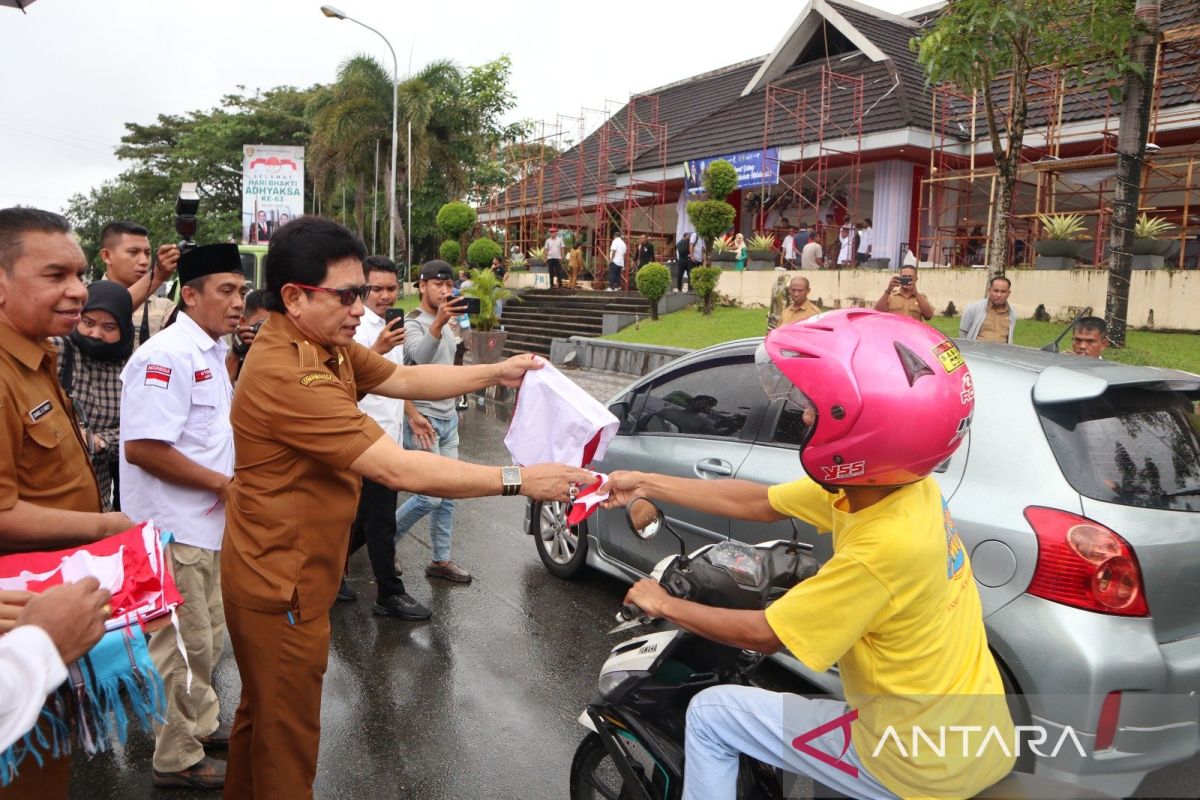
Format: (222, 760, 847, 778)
(1022, 507, 1149, 617)
(1094, 691, 1122, 751)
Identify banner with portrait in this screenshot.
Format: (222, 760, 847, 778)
(242, 144, 305, 244)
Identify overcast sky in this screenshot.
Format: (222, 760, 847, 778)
(0, 0, 933, 214)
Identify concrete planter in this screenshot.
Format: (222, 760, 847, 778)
(710, 252, 736, 263)
(748, 249, 774, 262)
(528, 261, 548, 271)
(1132, 238, 1173, 256)
(464, 329, 508, 363)
(1035, 239, 1090, 258)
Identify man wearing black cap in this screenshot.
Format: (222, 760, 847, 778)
(118, 243, 245, 789)
(394, 260, 474, 589)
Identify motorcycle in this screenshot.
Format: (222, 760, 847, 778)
(569, 498, 819, 800)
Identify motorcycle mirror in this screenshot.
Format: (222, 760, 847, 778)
(627, 498, 663, 541)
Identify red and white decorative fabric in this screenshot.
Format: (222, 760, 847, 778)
(504, 358, 619, 469)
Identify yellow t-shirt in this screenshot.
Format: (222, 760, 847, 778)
(764, 477, 1014, 798)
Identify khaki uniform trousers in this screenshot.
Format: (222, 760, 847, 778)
(223, 602, 330, 800)
(149, 542, 225, 773)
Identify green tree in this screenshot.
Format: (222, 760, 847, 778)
(914, 0, 1137, 275)
(635, 262, 670, 321)
(690, 266, 722, 316)
(466, 237, 502, 268)
(703, 159, 738, 200)
(686, 200, 736, 263)
(439, 239, 461, 265)
(461, 266, 516, 331)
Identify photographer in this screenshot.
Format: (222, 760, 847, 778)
(227, 289, 269, 383)
(874, 265, 933, 321)
(97, 221, 180, 345)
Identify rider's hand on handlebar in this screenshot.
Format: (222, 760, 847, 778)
(624, 579, 670, 619)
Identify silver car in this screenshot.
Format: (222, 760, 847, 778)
(528, 338, 1200, 795)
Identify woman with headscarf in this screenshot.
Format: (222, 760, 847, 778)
(51, 280, 135, 511)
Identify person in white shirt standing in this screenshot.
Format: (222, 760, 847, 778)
(339, 255, 431, 621)
(856, 217, 873, 265)
(608, 233, 627, 291)
(119, 244, 244, 790)
(544, 228, 565, 289)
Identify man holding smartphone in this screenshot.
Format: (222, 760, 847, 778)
(874, 265, 933, 321)
(341, 255, 428, 618)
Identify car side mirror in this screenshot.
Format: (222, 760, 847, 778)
(626, 498, 663, 541)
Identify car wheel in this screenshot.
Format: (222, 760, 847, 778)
(530, 500, 589, 579)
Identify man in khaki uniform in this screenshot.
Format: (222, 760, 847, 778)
(874, 265, 933, 322)
(221, 216, 592, 799)
(776, 277, 822, 328)
(959, 275, 1015, 344)
(0, 208, 134, 798)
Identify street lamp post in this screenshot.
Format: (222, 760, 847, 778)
(320, 5, 402, 279)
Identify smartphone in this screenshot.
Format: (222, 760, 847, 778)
(385, 307, 406, 326)
(458, 297, 482, 316)
(898, 276, 914, 286)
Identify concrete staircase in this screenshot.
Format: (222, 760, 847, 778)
(497, 289, 649, 357)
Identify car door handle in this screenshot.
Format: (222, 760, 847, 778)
(695, 458, 733, 477)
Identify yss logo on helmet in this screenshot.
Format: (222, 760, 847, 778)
(821, 460, 867, 480)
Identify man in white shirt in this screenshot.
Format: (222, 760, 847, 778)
(340, 256, 431, 621)
(689, 231, 706, 269)
(545, 228, 565, 289)
(0, 579, 110, 752)
(608, 234, 627, 291)
(857, 218, 874, 265)
(120, 244, 245, 790)
(781, 226, 797, 269)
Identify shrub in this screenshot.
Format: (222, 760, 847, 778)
(435, 202, 477, 239)
(1134, 213, 1174, 239)
(439, 239, 461, 265)
(466, 237, 503, 268)
(711, 233, 735, 253)
(1035, 213, 1087, 240)
(703, 159, 738, 199)
(528, 245, 547, 262)
(635, 262, 670, 321)
(690, 266, 722, 316)
(461, 267, 517, 331)
(748, 233, 776, 251)
(686, 200, 736, 259)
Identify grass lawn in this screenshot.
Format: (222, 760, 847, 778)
(603, 305, 1200, 373)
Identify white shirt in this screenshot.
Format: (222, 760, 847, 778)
(353, 307, 404, 442)
(782, 234, 796, 259)
(609, 236, 627, 267)
(0, 626, 67, 751)
(838, 230, 856, 264)
(119, 312, 233, 550)
(858, 226, 873, 255)
(545, 235, 564, 260)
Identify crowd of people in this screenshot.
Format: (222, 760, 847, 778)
(0, 207, 590, 798)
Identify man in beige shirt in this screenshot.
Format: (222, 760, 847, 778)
(959, 276, 1015, 344)
(874, 266, 933, 322)
(800, 238, 823, 270)
(775, 277, 822, 328)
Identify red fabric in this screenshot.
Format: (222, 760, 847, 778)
(580, 432, 602, 469)
(0, 524, 181, 625)
(566, 476, 607, 526)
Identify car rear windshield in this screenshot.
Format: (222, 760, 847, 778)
(1038, 388, 1200, 512)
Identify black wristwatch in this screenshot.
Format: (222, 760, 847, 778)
(501, 465, 522, 497)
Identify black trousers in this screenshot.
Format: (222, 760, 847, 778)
(347, 477, 405, 599)
(676, 257, 690, 291)
(547, 258, 563, 287)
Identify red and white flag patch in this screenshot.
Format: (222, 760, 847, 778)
(145, 364, 172, 389)
(194, 369, 213, 382)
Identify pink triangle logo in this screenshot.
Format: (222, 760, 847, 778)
(791, 708, 859, 779)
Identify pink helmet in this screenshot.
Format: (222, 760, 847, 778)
(757, 309, 974, 486)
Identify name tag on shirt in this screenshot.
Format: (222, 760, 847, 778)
(28, 400, 52, 422)
(195, 369, 213, 382)
(145, 365, 172, 389)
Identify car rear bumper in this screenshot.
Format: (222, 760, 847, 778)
(987, 594, 1200, 794)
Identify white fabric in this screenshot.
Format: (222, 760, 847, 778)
(609, 237, 627, 268)
(545, 235, 564, 260)
(353, 307, 404, 442)
(871, 160, 914, 269)
(119, 312, 233, 550)
(0, 626, 68, 751)
(782, 234, 796, 259)
(504, 358, 619, 468)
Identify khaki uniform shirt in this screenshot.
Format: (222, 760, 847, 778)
(221, 312, 396, 619)
(0, 320, 101, 526)
(135, 295, 175, 347)
(886, 291, 930, 322)
(778, 300, 822, 327)
(977, 305, 1011, 343)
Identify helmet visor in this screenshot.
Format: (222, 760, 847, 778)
(755, 342, 815, 412)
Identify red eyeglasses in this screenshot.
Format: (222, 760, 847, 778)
(289, 282, 371, 306)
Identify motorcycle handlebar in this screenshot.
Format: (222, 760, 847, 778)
(620, 603, 642, 621)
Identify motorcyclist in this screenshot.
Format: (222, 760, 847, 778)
(603, 309, 1014, 800)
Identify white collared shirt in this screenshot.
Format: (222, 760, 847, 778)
(119, 311, 233, 550)
(354, 307, 404, 442)
(0, 626, 66, 751)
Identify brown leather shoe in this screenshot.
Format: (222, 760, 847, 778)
(425, 560, 472, 583)
(152, 754, 227, 789)
(198, 720, 232, 748)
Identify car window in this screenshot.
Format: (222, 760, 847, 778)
(633, 357, 761, 440)
(239, 253, 257, 283)
(1038, 388, 1200, 512)
(770, 402, 811, 447)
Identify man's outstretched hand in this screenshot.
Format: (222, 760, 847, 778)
(494, 353, 544, 388)
(601, 470, 646, 509)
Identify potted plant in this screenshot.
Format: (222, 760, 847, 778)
(747, 233, 776, 269)
(1034, 213, 1091, 257)
(710, 234, 737, 263)
(634, 262, 670, 321)
(460, 266, 518, 363)
(527, 245, 547, 269)
(507, 252, 528, 271)
(1132, 213, 1175, 256)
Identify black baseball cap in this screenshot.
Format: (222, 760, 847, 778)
(415, 259, 454, 286)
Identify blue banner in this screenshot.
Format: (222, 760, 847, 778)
(684, 148, 779, 195)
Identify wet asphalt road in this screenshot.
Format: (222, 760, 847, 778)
(69, 384, 1200, 799)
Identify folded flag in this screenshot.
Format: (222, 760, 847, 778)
(505, 358, 619, 469)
